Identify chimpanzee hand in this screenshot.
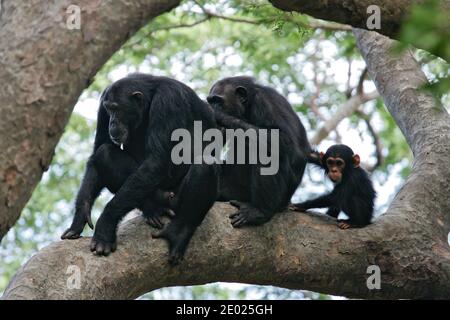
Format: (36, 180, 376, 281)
(229, 201, 269, 227)
(143, 205, 176, 229)
(61, 205, 94, 240)
(90, 215, 117, 256)
(142, 191, 177, 229)
(288, 202, 307, 212)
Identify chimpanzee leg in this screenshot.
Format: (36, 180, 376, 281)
(230, 157, 296, 227)
(94, 144, 138, 193)
(339, 197, 372, 229)
(152, 161, 219, 265)
(326, 207, 340, 218)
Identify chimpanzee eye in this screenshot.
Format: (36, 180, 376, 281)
(336, 160, 344, 167)
(105, 103, 120, 116)
(326, 159, 335, 166)
(207, 95, 224, 106)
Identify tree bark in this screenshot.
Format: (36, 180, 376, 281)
(270, 0, 450, 59)
(0, 0, 181, 240)
(3, 29, 450, 298)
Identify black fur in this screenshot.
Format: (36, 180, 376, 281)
(207, 76, 310, 227)
(62, 73, 219, 265)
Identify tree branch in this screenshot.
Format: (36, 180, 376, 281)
(270, 0, 449, 37)
(310, 90, 379, 145)
(123, 17, 211, 48)
(270, 0, 450, 61)
(355, 110, 383, 172)
(3, 202, 450, 300)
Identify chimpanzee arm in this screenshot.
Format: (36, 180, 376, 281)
(306, 150, 324, 168)
(292, 193, 335, 211)
(215, 109, 259, 131)
(62, 100, 111, 239)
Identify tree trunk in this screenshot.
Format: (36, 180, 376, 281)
(0, 0, 180, 240)
(3, 29, 450, 299)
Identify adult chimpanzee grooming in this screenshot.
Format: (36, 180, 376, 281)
(290, 144, 376, 229)
(207, 76, 310, 227)
(61, 73, 218, 265)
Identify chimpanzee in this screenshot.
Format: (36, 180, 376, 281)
(290, 144, 376, 229)
(61, 73, 219, 265)
(207, 76, 310, 227)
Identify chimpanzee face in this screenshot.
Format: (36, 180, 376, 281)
(321, 145, 360, 183)
(207, 82, 248, 118)
(102, 84, 145, 145)
(324, 156, 346, 183)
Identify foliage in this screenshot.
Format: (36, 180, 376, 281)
(397, 0, 450, 98)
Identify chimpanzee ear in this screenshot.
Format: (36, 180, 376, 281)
(353, 154, 360, 168)
(131, 91, 144, 100)
(319, 152, 325, 165)
(235, 86, 248, 104)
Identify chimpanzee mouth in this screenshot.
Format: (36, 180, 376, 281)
(110, 135, 127, 146)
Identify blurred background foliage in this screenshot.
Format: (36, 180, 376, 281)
(0, 0, 448, 298)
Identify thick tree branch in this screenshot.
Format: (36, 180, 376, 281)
(2, 202, 450, 300)
(269, 0, 450, 38)
(0, 0, 181, 240)
(270, 0, 450, 61)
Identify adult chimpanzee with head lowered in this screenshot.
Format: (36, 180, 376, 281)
(207, 76, 310, 227)
(290, 144, 376, 229)
(61, 73, 218, 265)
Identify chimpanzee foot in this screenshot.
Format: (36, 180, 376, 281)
(168, 248, 184, 266)
(152, 224, 192, 266)
(337, 220, 351, 229)
(90, 236, 117, 256)
(90, 221, 117, 256)
(229, 201, 270, 228)
(61, 228, 83, 240)
(61, 219, 88, 240)
(61, 209, 94, 240)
